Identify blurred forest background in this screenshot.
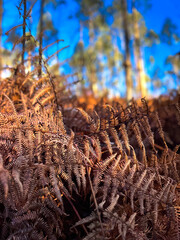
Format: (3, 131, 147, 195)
(0, 0, 180, 101)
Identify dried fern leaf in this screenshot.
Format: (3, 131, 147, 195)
(0, 154, 9, 198)
(174, 206, 180, 240)
(12, 168, 23, 195)
(93, 154, 117, 195)
(131, 121, 148, 167)
(106, 194, 119, 213)
(72, 212, 96, 229)
(30, 76, 49, 97)
(130, 170, 147, 210)
(102, 174, 112, 202)
(119, 123, 130, 154)
(108, 127, 123, 153)
(154, 111, 168, 149)
(49, 166, 63, 208)
(12, 211, 37, 225)
(100, 131, 113, 155)
(127, 164, 137, 183)
(91, 136, 102, 162)
(121, 158, 131, 177)
(32, 87, 51, 105)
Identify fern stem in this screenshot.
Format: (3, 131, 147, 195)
(86, 166, 105, 238)
(64, 193, 88, 235)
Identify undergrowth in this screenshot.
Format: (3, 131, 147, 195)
(0, 4, 179, 237)
(0, 77, 179, 239)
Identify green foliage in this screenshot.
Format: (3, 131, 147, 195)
(145, 29, 160, 46)
(161, 18, 180, 45)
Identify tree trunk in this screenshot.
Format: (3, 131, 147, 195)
(22, 0, 26, 68)
(88, 17, 98, 96)
(121, 0, 133, 101)
(38, 0, 44, 77)
(132, 1, 147, 97)
(27, 51, 32, 73)
(79, 21, 85, 94)
(0, 0, 2, 81)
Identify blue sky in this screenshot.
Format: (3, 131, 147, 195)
(143, 0, 180, 84)
(2, 0, 180, 97)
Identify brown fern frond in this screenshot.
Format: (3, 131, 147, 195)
(131, 121, 148, 167)
(30, 76, 49, 97)
(91, 136, 102, 162)
(93, 154, 117, 195)
(141, 97, 149, 115)
(105, 194, 119, 212)
(0, 154, 9, 198)
(12, 167, 23, 196)
(130, 169, 147, 210)
(119, 123, 130, 154)
(100, 130, 113, 155)
(32, 86, 52, 105)
(41, 93, 54, 106)
(139, 115, 155, 148)
(173, 206, 180, 240)
(49, 166, 64, 209)
(154, 111, 168, 149)
(127, 164, 137, 183)
(21, 93, 35, 161)
(108, 127, 123, 153)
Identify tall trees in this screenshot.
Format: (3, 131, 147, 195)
(161, 18, 180, 90)
(166, 53, 180, 87)
(71, 0, 105, 96)
(116, 0, 158, 98)
(121, 0, 132, 100)
(70, 0, 160, 99)
(37, 0, 59, 77)
(132, 0, 146, 97)
(71, 0, 124, 97)
(1, 0, 178, 98)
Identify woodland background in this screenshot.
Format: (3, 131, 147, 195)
(0, 0, 180, 100)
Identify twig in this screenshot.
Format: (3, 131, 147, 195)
(42, 39, 64, 52)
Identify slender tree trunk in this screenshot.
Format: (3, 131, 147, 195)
(88, 17, 98, 96)
(79, 21, 85, 94)
(27, 51, 31, 73)
(38, 0, 44, 77)
(80, 20, 83, 43)
(132, 1, 147, 97)
(22, 0, 26, 68)
(0, 0, 2, 81)
(121, 0, 133, 101)
(176, 54, 180, 88)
